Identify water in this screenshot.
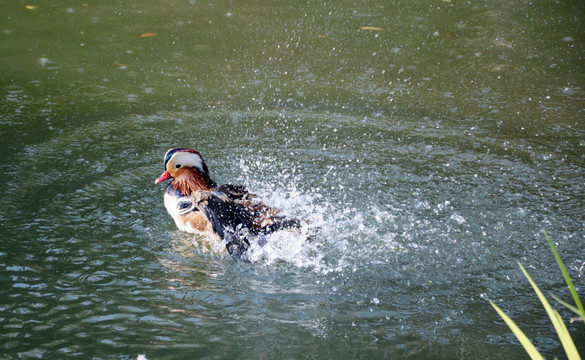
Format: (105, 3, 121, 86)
(1, 0, 584, 358)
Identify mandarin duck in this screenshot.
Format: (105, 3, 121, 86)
(155, 148, 302, 260)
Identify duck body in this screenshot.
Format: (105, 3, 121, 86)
(155, 148, 301, 260)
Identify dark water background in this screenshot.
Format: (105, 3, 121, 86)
(1, 0, 584, 358)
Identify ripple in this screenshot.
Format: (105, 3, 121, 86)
(0, 107, 582, 359)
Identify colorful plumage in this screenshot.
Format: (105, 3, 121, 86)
(155, 148, 302, 260)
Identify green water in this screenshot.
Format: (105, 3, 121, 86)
(1, 0, 584, 358)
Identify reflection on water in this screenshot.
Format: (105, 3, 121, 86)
(1, 0, 584, 358)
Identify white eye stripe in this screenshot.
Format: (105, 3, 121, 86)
(171, 152, 205, 172)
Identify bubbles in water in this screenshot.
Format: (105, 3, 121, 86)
(38, 57, 51, 66)
(450, 214, 466, 224)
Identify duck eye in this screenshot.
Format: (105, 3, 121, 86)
(175, 164, 181, 168)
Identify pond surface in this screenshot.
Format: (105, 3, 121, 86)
(1, 0, 584, 358)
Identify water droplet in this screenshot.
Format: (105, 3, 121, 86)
(450, 214, 466, 224)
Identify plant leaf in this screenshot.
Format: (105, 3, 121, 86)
(552, 294, 582, 317)
(544, 230, 585, 320)
(489, 300, 545, 360)
(518, 262, 581, 360)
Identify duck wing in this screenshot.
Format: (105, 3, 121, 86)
(214, 184, 257, 200)
(190, 190, 256, 260)
(215, 184, 302, 232)
(233, 197, 302, 234)
(190, 189, 304, 260)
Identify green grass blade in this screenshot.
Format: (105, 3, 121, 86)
(519, 262, 581, 360)
(551, 308, 582, 359)
(544, 230, 585, 319)
(489, 300, 544, 360)
(552, 294, 582, 317)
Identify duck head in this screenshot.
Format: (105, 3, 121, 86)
(155, 148, 216, 193)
